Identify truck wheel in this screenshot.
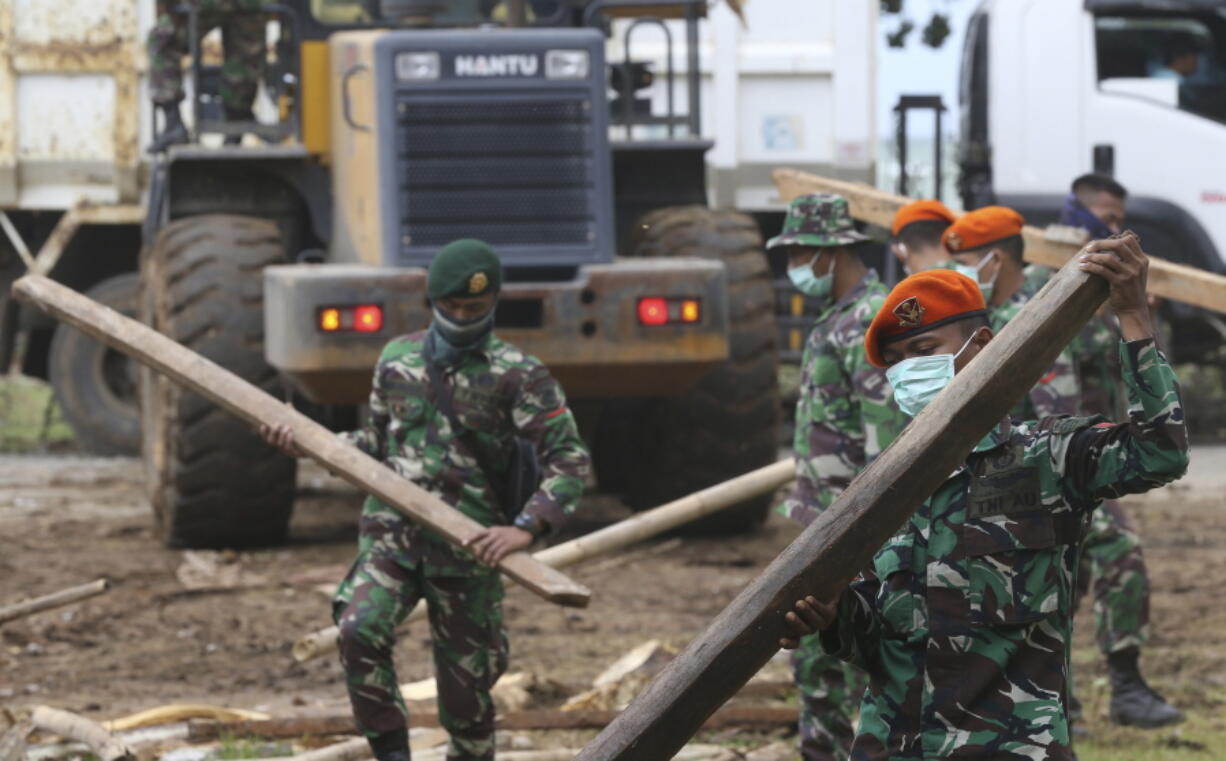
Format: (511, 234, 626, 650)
(622, 206, 780, 534)
(48, 273, 141, 455)
(140, 215, 297, 548)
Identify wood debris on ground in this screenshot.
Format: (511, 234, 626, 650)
(7, 643, 800, 761)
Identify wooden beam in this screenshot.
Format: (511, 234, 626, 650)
(30, 706, 133, 761)
(10, 275, 590, 609)
(291, 458, 796, 662)
(187, 705, 799, 741)
(571, 249, 1110, 761)
(773, 167, 1226, 315)
(0, 578, 109, 625)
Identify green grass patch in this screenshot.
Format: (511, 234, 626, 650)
(0, 375, 76, 452)
(215, 734, 294, 760)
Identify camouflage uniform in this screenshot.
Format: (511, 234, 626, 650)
(773, 196, 908, 761)
(1069, 312, 1151, 655)
(817, 338, 1188, 760)
(334, 330, 590, 761)
(1026, 268, 1152, 658)
(148, 0, 266, 111)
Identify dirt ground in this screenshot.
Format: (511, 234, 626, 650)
(2, 447, 1225, 758)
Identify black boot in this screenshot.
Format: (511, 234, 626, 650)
(1107, 647, 1184, 728)
(368, 727, 411, 761)
(149, 102, 189, 154)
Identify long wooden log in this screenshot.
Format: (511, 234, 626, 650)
(0, 579, 109, 625)
(571, 248, 1111, 760)
(292, 458, 796, 661)
(10, 275, 589, 609)
(773, 167, 1226, 315)
(30, 706, 134, 761)
(187, 704, 799, 741)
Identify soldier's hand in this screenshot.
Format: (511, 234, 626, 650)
(1078, 232, 1153, 341)
(259, 402, 304, 458)
(465, 526, 534, 566)
(779, 595, 837, 650)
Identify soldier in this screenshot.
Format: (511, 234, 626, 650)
(148, 0, 267, 153)
(779, 240, 1189, 760)
(943, 206, 1080, 419)
(262, 239, 592, 761)
(890, 199, 957, 276)
(769, 194, 908, 761)
(1060, 174, 1182, 728)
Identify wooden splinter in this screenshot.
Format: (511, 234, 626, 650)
(573, 248, 1111, 761)
(11, 275, 590, 609)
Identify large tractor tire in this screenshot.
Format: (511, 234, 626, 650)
(140, 215, 297, 548)
(48, 273, 141, 455)
(615, 206, 780, 534)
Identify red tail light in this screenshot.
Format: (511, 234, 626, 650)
(354, 305, 384, 333)
(637, 297, 669, 326)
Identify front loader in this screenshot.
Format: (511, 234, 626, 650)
(140, 0, 779, 548)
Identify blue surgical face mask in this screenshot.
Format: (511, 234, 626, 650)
(886, 330, 983, 418)
(432, 304, 495, 348)
(953, 250, 997, 302)
(788, 252, 835, 303)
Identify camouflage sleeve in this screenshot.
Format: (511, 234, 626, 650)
(849, 346, 907, 463)
(1027, 346, 1080, 418)
(339, 351, 391, 459)
(817, 575, 883, 674)
(781, 333, 865, 524)
(513, 364, 591, 534)
(1060, 339, 1189, 501)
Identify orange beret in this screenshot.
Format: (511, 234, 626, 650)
(864, 269, 987, 368)
(942, 206, 1025, 253)
(892, 199, 957, 236)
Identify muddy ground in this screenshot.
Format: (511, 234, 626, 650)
(2, 448, 1225, 758)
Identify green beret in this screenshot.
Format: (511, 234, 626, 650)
(426, 238, 503, 300)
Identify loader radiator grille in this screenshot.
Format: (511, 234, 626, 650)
(396, 96, 598, 256)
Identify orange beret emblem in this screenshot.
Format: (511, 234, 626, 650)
(468, 272, 489, 294)
(945, 232, 962, 252)
(893, 296, 925, 328)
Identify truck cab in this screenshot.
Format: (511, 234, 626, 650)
(960, 0, 1226, 360)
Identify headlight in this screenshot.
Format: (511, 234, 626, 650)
(545, 49, 590, 80)
(396, 51, 440, 81)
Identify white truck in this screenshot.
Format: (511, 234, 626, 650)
(960, 0, 1226, 360)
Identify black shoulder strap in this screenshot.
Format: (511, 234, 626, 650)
(423, 336, 508, 501)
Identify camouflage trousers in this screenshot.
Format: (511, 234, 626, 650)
(148, 0, 266, 110)
(1076, 498, 1150, 654)
(791, 633, 865, 761)
(333, 549, 508, 761)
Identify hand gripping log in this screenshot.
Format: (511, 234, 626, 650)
(572, 249, 1111, 760)
(294, 458, 796, 661)
(774, 167, 1226, 315)
(11, 274, 590, 609)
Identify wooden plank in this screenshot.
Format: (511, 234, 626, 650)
(773, 167, 1226, 315)
(292, 459, 796, 662)
(30, 706, 133, 761)
(10, 275, 590, 609)
(571, 249, 1111, 761)
(187, 705, 798, 741)
(0, 579, 109, 625)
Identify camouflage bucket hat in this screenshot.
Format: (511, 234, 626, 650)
(766, 193, 870, 251)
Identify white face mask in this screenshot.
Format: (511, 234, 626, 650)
(885, 329, 984, 418)
(953, 251, 998, 301)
